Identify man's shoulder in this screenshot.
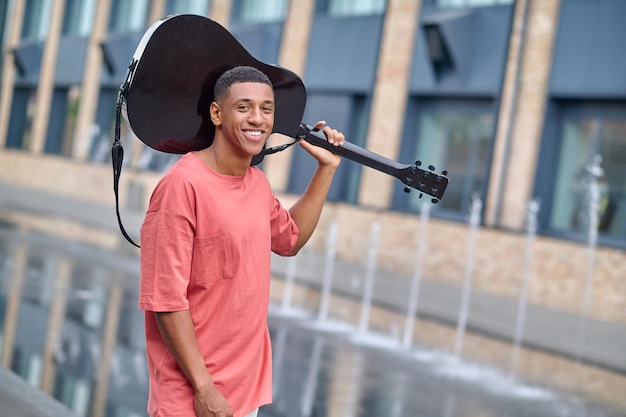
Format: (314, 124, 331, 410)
(159, 153, 205, 183)
(245, 166, 274, 193)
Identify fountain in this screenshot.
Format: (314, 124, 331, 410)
(442, 393, 457, 417)
(576, 154, 603, 364)
(357, 221, 381, 334)
(510, 197, 541, 374)
(271, 326, 288, 398)
(454, 193, 482, 356)
(402, 202, 431, 349)
(280, 253, 299, 312)
(317, 221, 338, 322)
(300, 336, 324, 417)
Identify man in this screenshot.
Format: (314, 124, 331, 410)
(139, 66, 344, 417)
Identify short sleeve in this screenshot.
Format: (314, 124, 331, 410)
(139, 175, 196, 312)
(269, 195, 299, 256)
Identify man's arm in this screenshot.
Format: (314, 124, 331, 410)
(288, 121, 344, 255)
(155, 311, 233, 417)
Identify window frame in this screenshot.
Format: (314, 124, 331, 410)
(286, 92, 371, 204)
(392, 96, 497, 222)
(536, 99, 626, 249)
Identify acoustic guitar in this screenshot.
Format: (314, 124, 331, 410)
(112, 14, 449, 246)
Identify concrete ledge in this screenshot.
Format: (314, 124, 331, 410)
(0, 367, 80, 417)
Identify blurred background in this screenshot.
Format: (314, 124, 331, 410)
(0, 0, 625, 416)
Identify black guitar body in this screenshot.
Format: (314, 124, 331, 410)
(122, 14, 307, 153)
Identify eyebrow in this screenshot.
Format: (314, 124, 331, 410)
(234, 98, 274, 105)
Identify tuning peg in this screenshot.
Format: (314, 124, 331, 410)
(419, 193, 423, 199)
(415, 160, 422, 166)
(428, 165, 435, 171)
(403, 186, 411, 193)
(431, 198, 439, 204)
(442, 170, 448, 176)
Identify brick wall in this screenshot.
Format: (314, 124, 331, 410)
(497, 0, 561, 229)
(358, 0, 422, 207)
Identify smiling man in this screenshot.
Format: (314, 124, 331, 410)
(139, 66, 344, 417)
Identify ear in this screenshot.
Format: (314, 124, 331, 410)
(209, 101, 222, 126)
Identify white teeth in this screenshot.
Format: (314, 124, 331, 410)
(245, 130, 262, 136)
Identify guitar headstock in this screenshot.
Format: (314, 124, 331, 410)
(400, 161, 450, 203)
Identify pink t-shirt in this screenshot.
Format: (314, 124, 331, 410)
(139, 153, 298, 417)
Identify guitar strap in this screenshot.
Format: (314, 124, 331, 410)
(112, 61, 141, 248)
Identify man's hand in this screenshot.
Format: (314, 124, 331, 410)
(193, 383, 233, 417)
(299, 120, 345, 168)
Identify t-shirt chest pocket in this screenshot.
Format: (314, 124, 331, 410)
(192, 232, 234, 284)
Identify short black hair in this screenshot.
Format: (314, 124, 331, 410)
(213, 66, 273, 103)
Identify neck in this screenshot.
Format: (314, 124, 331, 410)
(194, 143, 250, 176)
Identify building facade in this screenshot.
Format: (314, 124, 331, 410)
(0, 0, 625, 415)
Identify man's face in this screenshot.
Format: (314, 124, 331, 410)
(211, 81, 275, 158)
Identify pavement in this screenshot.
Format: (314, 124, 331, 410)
(0, 178, 625, 415)
(0, 367, 79, 417)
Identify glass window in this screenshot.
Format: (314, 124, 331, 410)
(6, 88, 36, 151)
(287, 93, 369, 204)
(44, 86, 81, 156)
(237, 0, 288, 23)
(116, 288, 145, 349)
(21, 255, 55, 306)
(395, 98, 494, 217)
(53, 370, 92, 415)
(0, 242, 9, 345)
(108, 0, 149, 33)
(65, 266, 107, 328)
(11, 349, 43, 386)
(21, 0, 51, 41)
(1, 0, 10, 43)
(327, 0, 386, 16)
(436, 0, 513, 7)
(62, 0, 95, 36)
(165, 0, 210, 16)
(549, 109, 626, 244)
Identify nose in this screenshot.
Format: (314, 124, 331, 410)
(248, 107, 263, 124)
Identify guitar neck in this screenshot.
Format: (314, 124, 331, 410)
(299, 125, 405, 179)
(298, 124, 449, 201)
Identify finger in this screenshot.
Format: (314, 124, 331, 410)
(325, 127, 336, 144)
(325, 128, 344, 146)
(332, 130, 345, 146)
(312, 120, 326, 131)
